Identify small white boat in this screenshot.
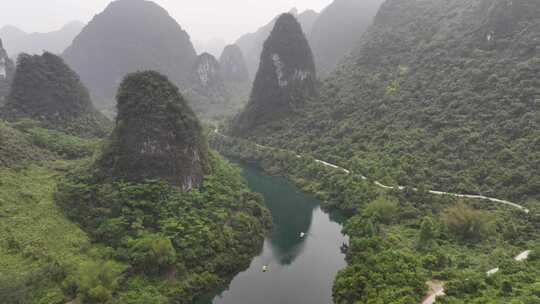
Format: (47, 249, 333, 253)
(299, 232, 306, 238)
(262, 265, 268, 272)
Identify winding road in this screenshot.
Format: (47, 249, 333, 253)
(214, 129, 533, 304)
(215, 129, 530, 213)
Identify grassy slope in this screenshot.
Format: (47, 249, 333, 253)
(0, 161, 103, 303)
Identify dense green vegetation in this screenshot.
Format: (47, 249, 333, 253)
(232, 13, 317, 137)
(56, 152, 271, 303)
(2, 52, 111, 138)
(211, 132, 539, 303)
(235, 0, 540, 205)
(97, 71, 210, 190)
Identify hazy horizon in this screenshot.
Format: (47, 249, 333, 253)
(0, 0, 332, 45)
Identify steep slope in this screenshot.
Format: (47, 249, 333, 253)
(308, 0, 384, 76)
(236, 8, 319, 77)
(2, 52, 110, 137)
(62, 0, 197, 106)
(98, 71, 209, 191)
(232, 13, 317, 138)
(0, 39, 15, 104)
(255, 0, 540, 201)
(0, 21, 84, 57)
(187, 53, 232, 119)
(220, 44, 250, 84)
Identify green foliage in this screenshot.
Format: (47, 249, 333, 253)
(57, 152, 271, 302)
(3, 52, 111, 138)
(126, 234, 176, 275)
(238, 0, 540, 205)
(0, 120, 56, 168)
(70, 260, 125, 304)
(418, 216, 437, 248)
(362, 196, 399, 224)
(97, 71, 209, 190)
(212, 132, 539, 304)
(232, 13, 317, 137)
(441, 202, 492, 242)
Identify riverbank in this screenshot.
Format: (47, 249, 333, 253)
(210, 132, 540, 303)
(197, 162, 347, 304)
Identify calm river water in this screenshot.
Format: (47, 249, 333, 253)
(196, 163, 348, 304)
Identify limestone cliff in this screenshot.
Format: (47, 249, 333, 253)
(98, 71, 209, 191)
(232, 13, 317, 138)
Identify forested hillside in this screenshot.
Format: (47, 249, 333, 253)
(246, 0, 540, 202)
(2, 52, 110, 137)
(232, 13, 317, 138)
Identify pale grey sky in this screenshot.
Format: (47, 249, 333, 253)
(0, 0, 332, 43)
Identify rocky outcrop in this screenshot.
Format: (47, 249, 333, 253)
(2, 52, 110, 137)
(98, 71, 209, 191)
(236, 8, 320, 78)
(62, 0, 197, 106)
(232, 13, 317, 137)
(219, 44, 249, 84)
(0, 39, 15, 105)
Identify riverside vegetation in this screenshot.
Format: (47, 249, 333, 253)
(0, 70, 271, 304)
(219, 0, 540, 302)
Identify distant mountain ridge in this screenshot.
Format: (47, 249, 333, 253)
(2, 52, 110, 138)
(0, 21, 84, 57)
(63, 0, 197, 106)
(309, 0, 384, 76)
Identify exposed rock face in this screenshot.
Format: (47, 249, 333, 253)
(62, 0, 197, 106)
(98, 71, 209, 191)
(3, 52, 110, 137)
(0, 39, 15, 105)
(236, 9, 319, 78)
(252, 0, 540, 200)
(0, 21, 84, 57)
(232, 13, 317, 137)
(219, 44, 249, 84)
(308, 0, 383, 76)
(188, 53, 230, 115)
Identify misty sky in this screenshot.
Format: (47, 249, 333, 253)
(1, 0, 332, 43)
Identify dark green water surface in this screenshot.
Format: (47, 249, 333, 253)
(197, 163, 348, 303)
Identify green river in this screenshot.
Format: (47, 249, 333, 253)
(197, 162, 348, 303)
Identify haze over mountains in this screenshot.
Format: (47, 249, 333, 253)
(0, 21, 84, 57)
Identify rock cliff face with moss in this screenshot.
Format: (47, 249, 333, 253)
(232, 13, 317, 138)
(62, 0, 197, 106)
(0, 39, 15, 105)
(236, 9, 319, 77)
(98, 71, 209, 191)
(2, 52, 109, 137)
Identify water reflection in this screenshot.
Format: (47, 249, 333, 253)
(195, 163, 347, 304)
